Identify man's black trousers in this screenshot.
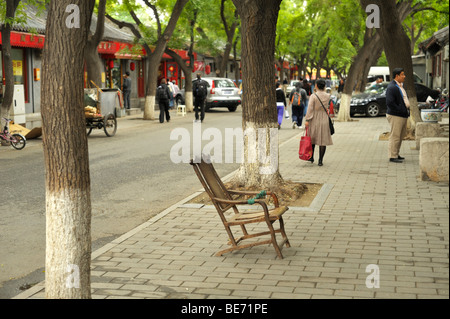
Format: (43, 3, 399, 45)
(159, 99, 170, 123)
(194, 98, 206, 121)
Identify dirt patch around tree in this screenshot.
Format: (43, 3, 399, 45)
(187, 180, 323, 207)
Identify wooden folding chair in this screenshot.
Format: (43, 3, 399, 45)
(190, 157, 290, 259)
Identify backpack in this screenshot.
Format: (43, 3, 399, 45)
(157, 85, 168, 100)
(195, 80, 208, 99)
(291, 90, 301, 106)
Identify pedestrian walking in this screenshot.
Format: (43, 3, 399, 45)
(172, 80, 180, 96)
(276, 82, 286, 129)
(302, 79, 311, 116)
(167, 78, 175, 109)
(386, 68, 410, 163)
(122, 71, 132, 109)
(337, 78, 345, 99)
(192, 73, 209, 122)
(283, 78, 288, 94)
(157, 78, 171, 123)
(290, 82, 307, 129)
(304, 78, 333, 166)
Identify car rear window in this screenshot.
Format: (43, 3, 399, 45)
(213, 80, 235, 88)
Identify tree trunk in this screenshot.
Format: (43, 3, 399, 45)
(85, 0, 106, 88)
(337, 27, 381, 122)
(375, 0, 420, 126)
(0, 0, 21, 127)
(41, 0, 95, 299)
(219, 0, 239, 78)
(354, 43, 383, 92)
(165, 48, 193, 111)
(143, 0, 189, 120)
(233, 34, 240, 84)
(143, 58, 159, 120)
(231, 0, 283, 189)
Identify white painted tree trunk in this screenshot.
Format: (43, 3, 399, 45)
(337, 93, 352, 122)
(185, 92, 194, 112)
(143, 95, 156, 120)
(46, 190, 91, 299)
(41, 0, 94, 299)
(232, 121, 282, 188)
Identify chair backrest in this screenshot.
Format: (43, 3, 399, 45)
(190, 158, 232, 210)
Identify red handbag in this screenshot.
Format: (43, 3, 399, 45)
(299, 127, 312, 161)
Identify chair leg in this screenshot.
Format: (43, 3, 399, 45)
(267, 220, 283, 259)
(240, 224, 249, 236)
(224, 226, 238, 246)
(278, 217, 291, 248)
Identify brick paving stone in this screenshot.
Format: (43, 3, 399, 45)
(15, 117, 448, 300)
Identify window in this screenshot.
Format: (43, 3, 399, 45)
(11, 49, 25, 85)
(213, 79, 235, 88)
(433, 54, 441, 77)
(11, 48, 28, 102)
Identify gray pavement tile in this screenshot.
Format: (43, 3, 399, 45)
(14, 117, 449, 300)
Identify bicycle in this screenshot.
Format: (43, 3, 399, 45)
(0, 118, 26, 150)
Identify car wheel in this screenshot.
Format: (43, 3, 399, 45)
(366, 102, 380, 117)
(228, 105, 237, 112)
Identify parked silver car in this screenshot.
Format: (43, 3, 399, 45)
(286, 80, 302, 97)
(175, 77, 241, 112)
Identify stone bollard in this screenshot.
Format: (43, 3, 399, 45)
(419, 137, 449, 183)
(415, 122, 442, 150)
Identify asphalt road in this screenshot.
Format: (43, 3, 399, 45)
(0, 106, 301, 298)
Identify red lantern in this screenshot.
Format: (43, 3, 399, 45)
(169, 65, 174, 72)
(109, 60, 115, 69)
(130, 62, 135, 71)
(205, 65, 211, 75)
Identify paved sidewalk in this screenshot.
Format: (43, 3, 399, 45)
(14, 117, 449, 299)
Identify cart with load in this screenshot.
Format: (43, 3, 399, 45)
(84, 84, 122, 137)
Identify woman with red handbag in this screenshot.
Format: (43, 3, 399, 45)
(304, 79, 333, 166)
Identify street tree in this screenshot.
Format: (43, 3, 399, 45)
(41, 0, 95, 298)
(403, 0, 449, 54)
(0, 0, 20, 126)
(374, 0, 419, 125)
(85, 0, 107, 88)
(337, 0, 447, 122)
(165, 0, 206, 112)
(217, 0, 239, 78)
(231, 0, 283, 189)
(107, 0, 189, 120)
(189, 0, 240, 78)
(275, 0, 298, 82)
(1, 0, 47, 127)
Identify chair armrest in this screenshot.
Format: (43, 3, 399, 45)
(227, 190, 280, 207)
(213, 197, 271, 220)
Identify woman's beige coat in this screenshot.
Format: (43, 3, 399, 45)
(305, 90, 333, 146)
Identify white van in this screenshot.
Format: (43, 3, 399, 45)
(367, 66, 423, 84)
(367, 66, 390, 82)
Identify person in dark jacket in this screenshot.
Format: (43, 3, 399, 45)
(157, 78, 171, 123)
(276, 82, 287, 129)
(290, 82, 307, 129)
(122, 71, 132, 109)
(386, 68, 410, 163)
(192, 73, 209, 123)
